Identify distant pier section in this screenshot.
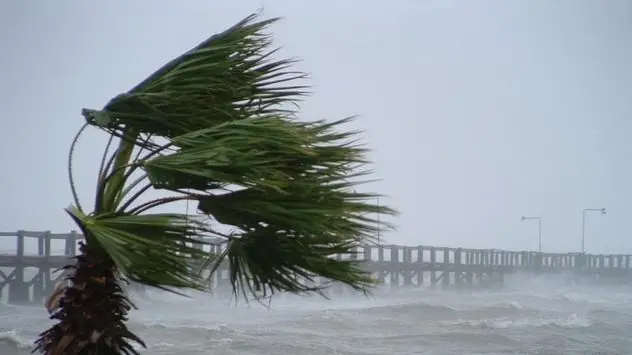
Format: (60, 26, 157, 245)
(1, 230, 632, 305)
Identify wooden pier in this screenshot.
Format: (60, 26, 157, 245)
(1, 230, 632, 304)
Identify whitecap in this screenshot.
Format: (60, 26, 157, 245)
(446, 313, 592, 329)
(0, 330, 32, 350)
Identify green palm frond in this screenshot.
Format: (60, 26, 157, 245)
(66, 206, 210, 293)
(82, 14, 306, 142)
(68, 12, 397, 301)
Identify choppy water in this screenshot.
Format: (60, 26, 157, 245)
(2, 274, 632, 354)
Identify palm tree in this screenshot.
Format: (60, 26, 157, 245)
(34, 13, 395, 354)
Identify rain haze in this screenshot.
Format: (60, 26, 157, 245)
(1, 1, 631, 253)
(1, 1, 632, 354)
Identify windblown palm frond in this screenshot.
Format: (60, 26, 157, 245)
(36, 13, 396, 354)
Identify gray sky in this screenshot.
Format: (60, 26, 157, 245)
(1, 1, 630, 254)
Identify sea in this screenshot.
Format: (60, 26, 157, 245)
(1, 274, 632, 355)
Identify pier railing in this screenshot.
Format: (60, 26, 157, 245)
(2, 230, 630, 269)
(1, 230, 631, 304)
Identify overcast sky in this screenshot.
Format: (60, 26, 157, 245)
(0, 1, 630, 254)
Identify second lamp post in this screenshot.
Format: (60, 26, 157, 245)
(521, 216, 542, 253)
(581, 208, 607, 254)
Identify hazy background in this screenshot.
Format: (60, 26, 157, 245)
(0, 1, 630, 253)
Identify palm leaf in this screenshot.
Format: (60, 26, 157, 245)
(41, 12, 397, 354)
(82, 14, 307, 142)
(65, 206, 210, 294)
(70, 12, 396, 303)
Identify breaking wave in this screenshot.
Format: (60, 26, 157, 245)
(3, 280, 632, 354)
(445, 313, 593, 329)
(0, 330, 32, 352)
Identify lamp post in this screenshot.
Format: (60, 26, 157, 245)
(521, 216, 542, 253)
(581, 208, 606, 254)
(377, 195, 381, 245)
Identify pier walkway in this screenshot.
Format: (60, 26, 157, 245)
(1, 230, 631, 304)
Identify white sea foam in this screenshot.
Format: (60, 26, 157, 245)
(446, 313, 593, 329)
(2, 280, 632, 354)
(0, 330, 32, 350)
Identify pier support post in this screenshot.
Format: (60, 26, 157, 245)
(430, 248, 437, 288)
(377, 245, 385, 285)
(455, 248, 463, 288)
(65, 230, 78, 256)
(442, 249, 450, 288)
(390, 246, 399, 288)
(8, 230, 29, 304)
(416, 246, 424, 287)
(33, 231, 52, 302)
(403, 247, 413, 286)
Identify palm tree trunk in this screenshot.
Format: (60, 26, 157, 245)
(34, 241, 144, 354)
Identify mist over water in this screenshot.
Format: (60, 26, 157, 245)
(2, 274, 632, 354)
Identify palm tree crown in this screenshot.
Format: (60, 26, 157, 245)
(35, 13, 396, 354)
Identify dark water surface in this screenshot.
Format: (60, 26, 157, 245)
(2, 276, 632, 354)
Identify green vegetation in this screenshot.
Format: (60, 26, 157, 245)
(34, 13, 396, 354)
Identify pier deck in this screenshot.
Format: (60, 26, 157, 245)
(1, 230, 631, 304)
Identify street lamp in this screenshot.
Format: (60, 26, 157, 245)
(356, 191, 382, 245)
(521, 216, 542, 253)
(377, 195, 381, 245)
(581, 208, 606, 254)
